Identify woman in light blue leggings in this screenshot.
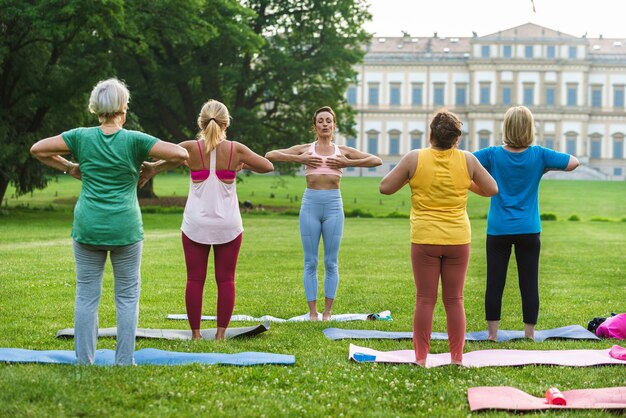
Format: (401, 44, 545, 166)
(300, 189, 344, 307)
(266, 106, 382, 320)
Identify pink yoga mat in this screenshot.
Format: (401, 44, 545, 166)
(349, 344, 626, 368)
(468, 386, 626, 411)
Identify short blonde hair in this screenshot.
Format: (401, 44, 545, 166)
(88, 78, 130, 122)
(197, 100, 231, 152)
(503, 106, 535, 148)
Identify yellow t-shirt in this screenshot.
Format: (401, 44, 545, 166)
(409, 148, 471, 245)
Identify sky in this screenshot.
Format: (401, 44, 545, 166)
(364, 0, 626, 39)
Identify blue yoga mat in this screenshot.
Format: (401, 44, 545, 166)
(0, 348, 295, 366)
(323, 325, 600, 342)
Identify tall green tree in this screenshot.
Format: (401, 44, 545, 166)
(230, 0, 371, 158)
(0, 0, 124, 203)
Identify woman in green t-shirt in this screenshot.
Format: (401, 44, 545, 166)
(31, 78, 188, 365)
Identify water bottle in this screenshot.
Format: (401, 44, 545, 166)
(545, 387, 567, 405)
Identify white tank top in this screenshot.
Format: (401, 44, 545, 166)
(181, 148, 243, 244)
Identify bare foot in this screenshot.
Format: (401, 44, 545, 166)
(322, 312, 332, 321)
(191, 329, 202, 340)
(414, 359, 426, 367)
(487, 335, 498, 342)
(215, 327, 226, 341)
(309, 313, 319, 321)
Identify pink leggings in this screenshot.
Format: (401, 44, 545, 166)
(411, 243, 470, 363)
(182, 232, 242, 329)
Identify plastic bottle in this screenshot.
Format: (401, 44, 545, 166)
(545, 387, 567, 405)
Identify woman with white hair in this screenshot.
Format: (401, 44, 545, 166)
(31, 78, 188, 365)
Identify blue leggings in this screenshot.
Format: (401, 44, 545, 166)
(299, 188, 344, 301)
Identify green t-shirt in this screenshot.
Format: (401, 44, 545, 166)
(62, 127, 159, 245)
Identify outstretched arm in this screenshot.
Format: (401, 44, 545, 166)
(466, 152, 498, 196)
(265, 144, 322, 168)
(139, 140, 189, 187)
(238, 143, 274, 173)
(564, 155, 580, 171)
(380, 151, 417, 195)
(30, 134, 81, 180)
(327, 146, 382, 169)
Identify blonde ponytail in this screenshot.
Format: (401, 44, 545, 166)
(197, 100, 230, 152)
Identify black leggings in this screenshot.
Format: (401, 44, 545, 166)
(485, 233, 541, 324)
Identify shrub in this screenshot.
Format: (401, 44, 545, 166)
(567, 214, 580, 221)
(540, 213, 557, 221)
(344, 208, 374, 218)
(385, 211, 409, 219)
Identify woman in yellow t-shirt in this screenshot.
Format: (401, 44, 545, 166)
(380, 110, 497, 366)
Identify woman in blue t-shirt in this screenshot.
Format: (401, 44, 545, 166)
(31, 78, 188, 365)
(473, 106, 579, 341)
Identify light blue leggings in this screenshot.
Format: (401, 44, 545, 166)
(73, 240, 143, 366)
(299, 188, 344, 301)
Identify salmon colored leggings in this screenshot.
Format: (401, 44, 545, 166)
(411, 243, 470, 364)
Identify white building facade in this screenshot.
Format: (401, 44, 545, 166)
(338, 23, 626, 180)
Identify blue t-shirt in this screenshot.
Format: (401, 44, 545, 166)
(474, 145, 570, 236)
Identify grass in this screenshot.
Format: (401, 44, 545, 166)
(0, 175, 625, 417)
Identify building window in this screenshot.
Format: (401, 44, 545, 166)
(613, 135, 624, 159)
(565, 133, 577, 155)
(591, 86, 602, 108)
(523, 84, 534, 106)
(615, 167, 623, 176)
(547, 45, 556, 58)
(614, 85, 625, 108)
(433, 83, 445, 106)
(346, 166, 355, 172)
(545, 86, 555, 106)
(411, 83, 423, 105)
(525, 45, 534, 58)
(368, 83, 379, 105)
(346, 137, 356, 148)
(459, 134, 467, 150)
(568, 46, 577, 59)
(478, 130, 491, 149)
(544, 137, 554, 150)
(479, 82, 490, 105)
(367, 131, 379, 154)
(347, 86, 357, 105)
(368, 167, 377, 172)
(481, 45, 490, 58)
(502, 86, 512, 105)
(390, 83, 401, 106)
(567, 84, 578, 106)
(410, 131, 423, 149)
(590, 137, 602, 158)
(455, 84, 466, 106)
(503, 45, 512, 58)
(388, 132, 400, 155)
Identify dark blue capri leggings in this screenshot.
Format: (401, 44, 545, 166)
(485, 233, 541, 324)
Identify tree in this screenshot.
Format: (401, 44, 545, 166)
(230, 0, 372, 161)
(111, 0, 263, 197)
(0, 0, 124, 203)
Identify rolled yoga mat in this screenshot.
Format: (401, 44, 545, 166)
(349, 344, 626, 368)
(0, 347, 295, 366)
(468, 386, 626, 411)
(324, 325, 599, 341)
(167, 310, 392, 322)
(56, 323, 269, 341)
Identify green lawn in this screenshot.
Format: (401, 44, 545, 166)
(0, 176, 625, 417)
